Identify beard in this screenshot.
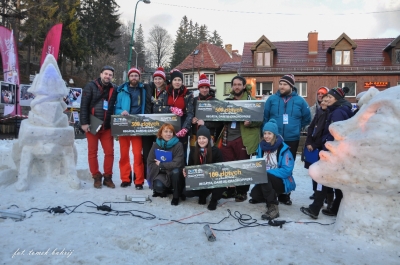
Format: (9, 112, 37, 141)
(233, 89, 244, 97)
(130, 80, 138, 87)
(280, 88, 292, 96)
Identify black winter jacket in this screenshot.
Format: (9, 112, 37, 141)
(80, 78, 117, 129)
(191, 92, 223, 139)
(152, 85, 194, 131)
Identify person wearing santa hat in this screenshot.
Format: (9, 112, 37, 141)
(142, 66, 167, 182)
(114, 67, 152, 189)
(153, 68, 194, 163)
(190, 74, 223, 154)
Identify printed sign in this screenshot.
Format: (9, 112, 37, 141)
(195, 100, 265, 121)
(111, 114, 181, 136)
(19, 84, 34, 106)
(63, 88, 82, 108)
(185, 158, 267, 190)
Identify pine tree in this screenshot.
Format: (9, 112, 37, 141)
(170, 16, 190, 68)
(209, 30, 223, 47)
(133, 24, 146, 69)
(199, 25, 209, 43)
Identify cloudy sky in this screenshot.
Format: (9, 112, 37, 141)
(116, 0, 400, 53)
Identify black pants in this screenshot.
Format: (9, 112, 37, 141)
(284, 140, 299, 161)
(185, 188, 225, 201)
(179, 136, 188, 166)
(250, 173, 285, 205)
(170, 168, 185, 199)
(309, 185, 342, 214)
(142, 135, 156, 181)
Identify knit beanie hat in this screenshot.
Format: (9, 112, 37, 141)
(262, 119, 279, 136)
(197, 125, 211, 142)
(280, 74, 295, 88)
(153, 67, 166, 80)
(170, 69, 183, 81)
(231, 75, 246, 86)
(328, 87, 350, 100)
(198, 74, 210, 89)
(128, 67, 141, 77)
(317, 87, 329, 94)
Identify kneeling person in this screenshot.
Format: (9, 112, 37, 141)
(183, 126, 225, 210)
(147, 124, 186, 206)
(249, 119, 296, 220)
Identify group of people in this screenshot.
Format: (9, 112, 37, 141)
(78, 65, 353, 220)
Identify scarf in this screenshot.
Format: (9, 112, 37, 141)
(156, 136, 179, 150)
(260, 135, 283, 152)
(167, 86, 186, 110)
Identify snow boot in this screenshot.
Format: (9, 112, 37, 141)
(93, 173, 103, 189)
(262, 203, 280, 220)
(103, 174, 115, 189)
(326, 193, 334, 209)
(300, 206, 319, 219)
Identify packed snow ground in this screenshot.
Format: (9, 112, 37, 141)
(0, 139, 398, 265)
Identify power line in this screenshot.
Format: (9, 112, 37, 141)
(152, 2, 400, 16)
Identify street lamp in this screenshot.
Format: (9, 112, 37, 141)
(126, 0, 151, 79)
(132, 47, 146, 68)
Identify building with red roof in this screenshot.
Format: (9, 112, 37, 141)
(239, 32, 400, 105)
(174, 42, 242, 95)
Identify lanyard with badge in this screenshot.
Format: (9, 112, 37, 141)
(282, 96, 292, 125)
(265, 152, 273, 171)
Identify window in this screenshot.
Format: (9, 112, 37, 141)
(256, 82, 273, 96)
(184, 74, 193, 86)
(297, 82, 307, 97)
(338, 82, 356, 97)
(335, 50, 350, 65)
(224, 82, 231, 96)
(395, 49, 400, 64)
(256, 52, 271, 67)
(204, 74, 215, 86)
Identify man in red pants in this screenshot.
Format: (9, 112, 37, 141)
(114, 68, 152, 189)
(80, 66, 117, 189)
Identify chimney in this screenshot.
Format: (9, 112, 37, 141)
(308, 31, 318, 54)
(225, 44, 232, 54)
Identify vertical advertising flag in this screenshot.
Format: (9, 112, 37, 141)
(40, 23, 63, 67)
(0, 26, 21, 116)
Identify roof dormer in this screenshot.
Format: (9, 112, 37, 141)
(328, 33, 357, 66)
(383, 35, 400, 65)
(251, 35, 276, 67)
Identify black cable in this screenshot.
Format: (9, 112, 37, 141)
(16, 201, 335, 231)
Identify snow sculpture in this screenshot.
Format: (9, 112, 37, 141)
(11, 54, 80, 191)
(309, 86, 400, 245)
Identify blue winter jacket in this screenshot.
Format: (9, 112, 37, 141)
(256, 141, 296, 193)
(263, 87, 311, 141)
(115, 82, 147, 115)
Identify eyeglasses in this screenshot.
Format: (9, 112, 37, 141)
(101, 65, 115, 73)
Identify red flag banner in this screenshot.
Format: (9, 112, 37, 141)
(0, 27, 20, 86)
(40, 23, 63, 66)
(0, 26, 21, 116)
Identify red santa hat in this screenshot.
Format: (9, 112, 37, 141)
(128, 67, 141, 77)
(153, 67, 166, 80)
(198, 74, 210, 89)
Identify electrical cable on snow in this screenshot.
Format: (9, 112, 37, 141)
(16, 201, 335, 231)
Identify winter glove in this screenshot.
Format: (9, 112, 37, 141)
(176, 128, 188, 138)
(170, 107, 183, 117)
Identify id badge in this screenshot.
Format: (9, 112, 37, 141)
(231, 121, 236, 129)
(283, 114, 288, 124)
(266, 164, 271, 171)
(103, 100, 108, 110)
